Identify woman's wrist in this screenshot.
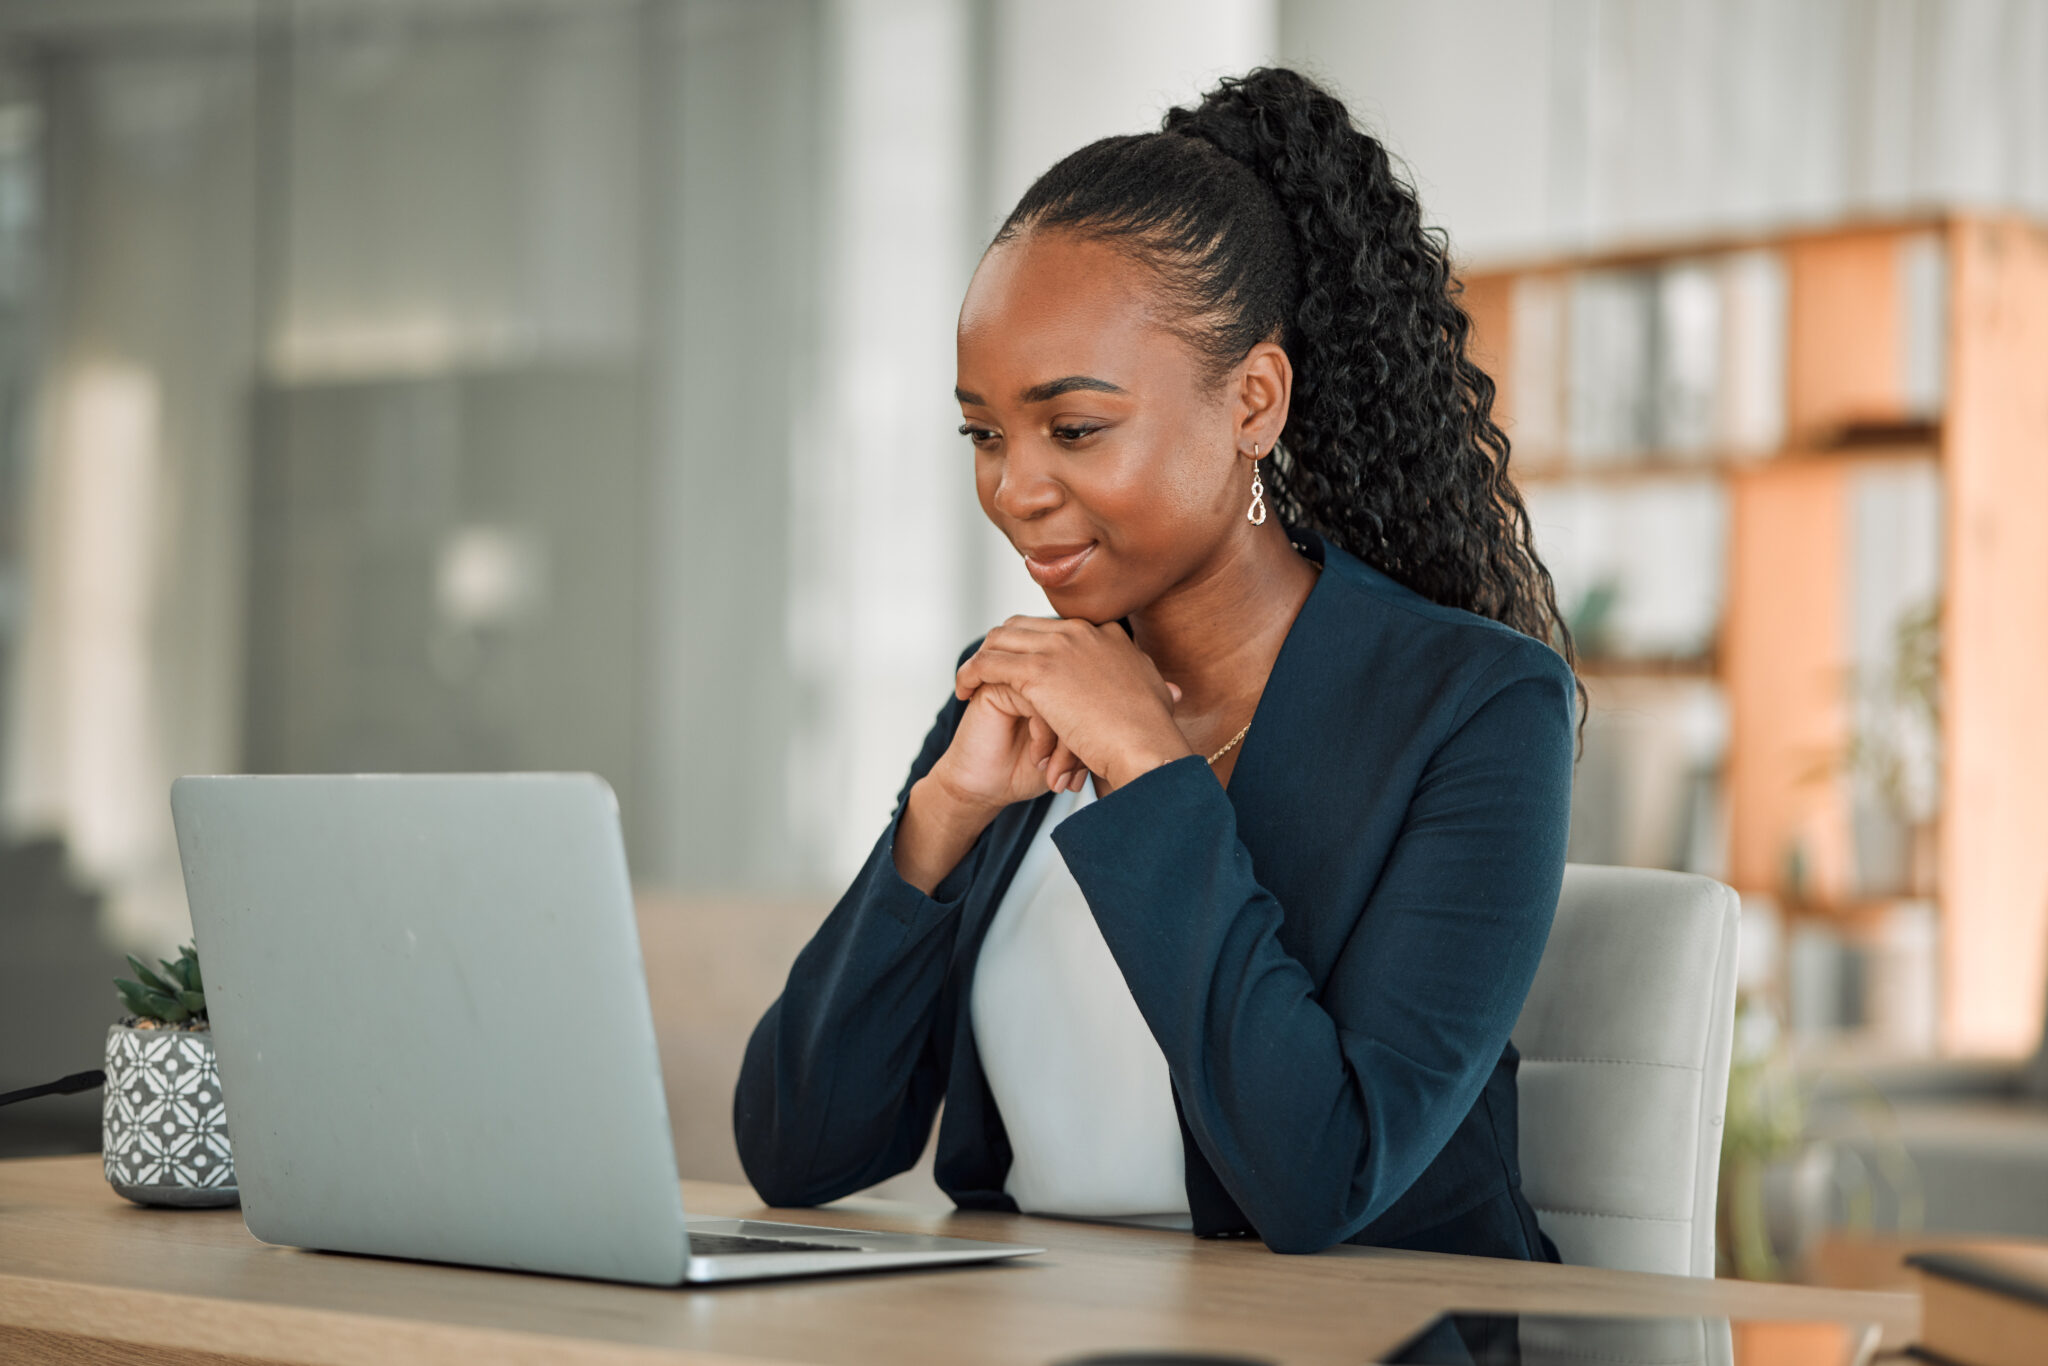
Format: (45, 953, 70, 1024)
(893, 773, 1002, 896)
(1099, 732, 1196, 794)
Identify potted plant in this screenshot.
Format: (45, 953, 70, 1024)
(103, 944, 237, 1207)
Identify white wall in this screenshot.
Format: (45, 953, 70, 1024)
(643, 0, 821, 891)
(1282, 0, 2048, 266)
(785, 0, 978, 881)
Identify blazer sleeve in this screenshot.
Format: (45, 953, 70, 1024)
(1050, 636, 1576, 1253)
(732, 669, 986, 1207)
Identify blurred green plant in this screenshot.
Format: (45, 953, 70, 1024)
(1562, 578, 1623, 660)
(1718, 989, 1925, 1280)
(1801, 597, 1942, 820)
(1842, 597, 1941, 825)
(1719, 992, 1805, 1280)
(114, 943, 207, 1026)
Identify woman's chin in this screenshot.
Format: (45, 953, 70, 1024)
(1041, 584, 1128, 626)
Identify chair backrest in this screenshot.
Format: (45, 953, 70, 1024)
(1512, 864, 1741, 1278)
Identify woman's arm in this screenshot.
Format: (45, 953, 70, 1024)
(1052, 639, 1576, 1253)
(731, 684, 985, 1208)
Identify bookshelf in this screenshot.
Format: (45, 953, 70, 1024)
(1465, 214, 2048, 1058)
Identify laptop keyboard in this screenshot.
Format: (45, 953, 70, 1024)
(686, 1231, 869, 1257)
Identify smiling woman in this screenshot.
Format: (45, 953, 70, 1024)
(735, 68, 1583, 1260)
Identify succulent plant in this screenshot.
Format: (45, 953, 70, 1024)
(114, 943, 207, 1026)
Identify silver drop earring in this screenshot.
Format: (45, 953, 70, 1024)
(1246, 443, 1267, 525)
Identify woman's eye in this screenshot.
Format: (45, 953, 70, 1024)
(1052, 425, 1101, 443)
(958, 423, 998, 446)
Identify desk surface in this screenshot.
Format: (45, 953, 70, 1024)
(0, 1155, 1913, 1366)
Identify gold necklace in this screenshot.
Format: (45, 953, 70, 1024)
(1207, 720, 1253, 765)
(1206, 546, 1322, 767)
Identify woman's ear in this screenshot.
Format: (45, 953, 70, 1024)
(1235, 340, 1293, 455)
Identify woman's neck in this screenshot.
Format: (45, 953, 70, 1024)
(1127, 522, 1318, 726)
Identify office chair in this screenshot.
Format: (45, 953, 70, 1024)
(1513, 863, 1742, 1278)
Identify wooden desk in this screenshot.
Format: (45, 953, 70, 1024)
(0, 1155, 1913, 1365)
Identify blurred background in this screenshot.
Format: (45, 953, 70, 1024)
(3, 0, 2047, 1282)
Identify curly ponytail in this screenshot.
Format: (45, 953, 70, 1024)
(998, 66, 1586, 744)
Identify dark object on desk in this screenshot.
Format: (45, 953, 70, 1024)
(678, 1231, 867, 1257)
(1380, 1312, 1880, 1365)
(0, 1069, 104, 1108)
(1909, 1247, 2048, 1366)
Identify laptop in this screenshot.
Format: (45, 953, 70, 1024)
(169, 773, 1042, 1285)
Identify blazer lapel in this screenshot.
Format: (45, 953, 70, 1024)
(1220, 527, 1353, 908)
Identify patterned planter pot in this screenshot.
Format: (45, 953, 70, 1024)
(101, 1023, 238, 1208)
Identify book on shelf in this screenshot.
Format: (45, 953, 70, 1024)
(1715, 247, 1787, 457)
(1494, 229, 1953, 473)
(1518, 248, 1789, 474)
(1909, 1245, 2048, 1366)
(1897, 228, 1947, 423)
(1652, 260, 1721, 458)
(1509, 272, 1566, 466)
(1566, 267, 1654, 464)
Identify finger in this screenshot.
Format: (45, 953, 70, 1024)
(999, 613, 1068, 633)
(957, 647, 1040, 699)
(971, 681, 1036, 719)
(1027, 713, 1056, 769)
(955, 648, 985, 700)
(956, 645, 1006, 698)
(956, 636, 1027, 698)
(1044, 739, 1077, 789)
(980, 621, 1065, 659)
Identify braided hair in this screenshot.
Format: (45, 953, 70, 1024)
(997, 67, 1586, 747)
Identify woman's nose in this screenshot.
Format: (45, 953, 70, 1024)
(990, 444, 1062, 522)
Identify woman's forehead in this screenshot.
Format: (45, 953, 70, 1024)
(957, 231, 1185, 391)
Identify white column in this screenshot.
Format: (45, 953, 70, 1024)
(790, 0, 978, 883)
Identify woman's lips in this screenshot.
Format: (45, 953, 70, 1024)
(1021, 541, 1096, 589)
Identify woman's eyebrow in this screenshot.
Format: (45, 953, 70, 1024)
(1019, 375, 1124, 403)
(954, 376, 1127, 407)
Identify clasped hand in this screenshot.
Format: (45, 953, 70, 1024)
(931, 617, 1194, 811)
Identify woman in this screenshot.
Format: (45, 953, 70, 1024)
(734, 67, 1583, 1260)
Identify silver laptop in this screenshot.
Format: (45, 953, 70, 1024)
(170, 773, 1041, 1285)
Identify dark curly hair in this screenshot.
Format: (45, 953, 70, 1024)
(997, 66, 1586, 748)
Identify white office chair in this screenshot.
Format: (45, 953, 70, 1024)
(1513, 863, 1741, 1278)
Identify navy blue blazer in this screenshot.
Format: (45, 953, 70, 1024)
(734, 527, 1577, 1258)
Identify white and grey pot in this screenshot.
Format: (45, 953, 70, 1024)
(101, 1023, 238, 1207)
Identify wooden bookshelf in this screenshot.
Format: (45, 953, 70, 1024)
(1574, 654, 1718, 681)
(1468, 214, 2048, 1057)
(1509, 441, 1940, 487)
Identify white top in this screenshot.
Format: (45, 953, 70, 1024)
(969, 774, 1192, 1221)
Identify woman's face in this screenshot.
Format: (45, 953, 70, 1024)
(956, 228, 1274, 625)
